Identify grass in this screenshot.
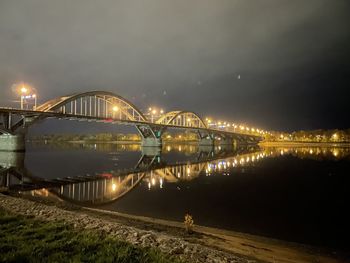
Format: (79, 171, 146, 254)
(0, 208, 184, 263)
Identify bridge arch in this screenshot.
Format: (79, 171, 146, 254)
(156, 111, 207, 128)
(36, 91, 147, 122)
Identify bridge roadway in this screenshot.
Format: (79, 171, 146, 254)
(0, 90, 262, 151)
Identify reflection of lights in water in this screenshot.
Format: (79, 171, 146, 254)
(159, 178, 163, 188)
(333, 149, 339, 157)
(280, 150, 284, 155)
(148, 182, 151, 190)
(178, 146, 182, 152)
(112, 183, 117, 191)
(167, 146, 171, 152)
(177, 172, 181, 178)
(151, 178, 156, 185)
(187, 167, 191, 176)
(246, 157, 250, 163)
(309, 149, 313, 154)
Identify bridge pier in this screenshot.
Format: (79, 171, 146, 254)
(198, 137, 214, 146)
(0, 134, 25, 152)
(217, 137, 233, 146)
(136, 124, 164, 148)
(197, 130, 214, 146)
(141, 137, 162, 147)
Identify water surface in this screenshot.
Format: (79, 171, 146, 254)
(1, 142, 349, 250)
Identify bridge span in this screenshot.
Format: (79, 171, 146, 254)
(0, 91, 262, 151)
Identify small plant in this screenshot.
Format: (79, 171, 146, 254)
(184, 214, 194, 234)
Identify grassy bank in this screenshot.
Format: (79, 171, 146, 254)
(0, 208, 182, 263)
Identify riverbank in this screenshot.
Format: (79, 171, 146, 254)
(0, 208, 181, 263)
(259, 141, 350, 147)
(0, 194, 345, 263)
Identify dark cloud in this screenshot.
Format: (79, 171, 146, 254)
(1, 0, 349, 131)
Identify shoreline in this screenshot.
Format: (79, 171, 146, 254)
(259, 141, 350, 147)
(0, 193, 345, 263)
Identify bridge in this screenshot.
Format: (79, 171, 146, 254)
(0, 91, 262, 151)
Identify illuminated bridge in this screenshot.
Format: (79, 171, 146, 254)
(0, 91, 262, 151)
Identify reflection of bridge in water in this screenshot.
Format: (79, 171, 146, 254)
(1, 145, 349, 206)
(1, 144, 258, 203)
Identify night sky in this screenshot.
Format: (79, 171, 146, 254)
(1, 0, 349, 132)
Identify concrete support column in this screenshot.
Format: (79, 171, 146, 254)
(141, 146, 162, 156)
(217, 137, 233, 146)
(199, 137, 214, 146)
(141, 137, 162, 147)
(0, 134, 25, 152)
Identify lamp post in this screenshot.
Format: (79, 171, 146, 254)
(20, 86, 28, 109)
(32, 94, 37, 110)
(151, 109, 156, 123)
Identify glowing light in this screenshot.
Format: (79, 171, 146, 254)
(333, 149, 339, 157)
(151, 178, 156, 185)
(112, 106, 119, 112)
(152, 109, 156, 114)
(112, 183, 117, 191)
(20, 87, 28, 94)
(160, 109, 164, 114)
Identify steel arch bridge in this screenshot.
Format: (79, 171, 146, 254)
(156, 111, 207, 128)
(36, 91, 147, 122)
(0, 90, 262, 151)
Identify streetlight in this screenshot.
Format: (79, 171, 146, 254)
(32, 94, 37, 110)
(16, 83, 37, 110)
(151, 109, 157, 122)
(20, 86, 28, 109)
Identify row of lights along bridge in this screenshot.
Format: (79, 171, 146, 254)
(14, 83, 268, 137)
